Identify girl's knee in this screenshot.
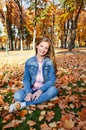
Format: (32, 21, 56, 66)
(14, 92, 21, 101)
(14, 89, 26, 101)
(50, 86, 58, 95)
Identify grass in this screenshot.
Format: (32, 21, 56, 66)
(0, 79, 86, 130)
(0, 49, 86, 129)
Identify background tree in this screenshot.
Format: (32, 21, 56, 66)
(59, 0, 86, 51)
(0, 0, 86, 51)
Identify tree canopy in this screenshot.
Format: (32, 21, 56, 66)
(0, 0, 86, 51)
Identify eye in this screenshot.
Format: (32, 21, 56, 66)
(40, 45, 43, 47)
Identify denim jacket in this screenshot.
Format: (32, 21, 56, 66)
(23, 55, 56, 94)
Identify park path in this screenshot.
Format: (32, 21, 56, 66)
(0, 48, 86, 66)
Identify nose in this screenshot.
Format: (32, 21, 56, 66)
(41, 47, 45, 51)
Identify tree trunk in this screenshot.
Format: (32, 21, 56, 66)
(68, 3, 82, 51)
(32, 0, 37, 51)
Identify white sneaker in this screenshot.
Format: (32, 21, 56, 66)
(9, 102, 26, 113)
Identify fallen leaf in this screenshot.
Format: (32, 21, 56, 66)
(27, 120, 36, 126)
(47, 102, 55, 108)
(61, 114, 70, 122)
(39, 115, 45, 121)
(3, 114, 14, 123)
(1, 89, 8, 94)
(58, 128, 66, 130)
(63, 119, 74, 129)
(0, 95, 4, 105)
(71, 125, 81, 130)
(40, 110, 46, 116)
(58, 101, 67, 109)
(3, 105, 9, 111)
(19, 109, 27, 117)
(48, 122, 57, 128)
(78, 108, 86, 121)
(81, 101, 86, 107)
(40, 122, 51, 130)
(46, 111, 55, 122)
(2, 119, 23, 130)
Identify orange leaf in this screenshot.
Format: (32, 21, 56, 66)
(40, 122, 51, 130)
(46, 111, 55, 122)
(19, 109, 27, 117)
(0, 95, 4, 105)
(0, 73, 3, 80)
(78, 108, 86, 121)
(61, 114, 70, 122)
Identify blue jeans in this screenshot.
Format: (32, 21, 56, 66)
(14, 86, 58, 106)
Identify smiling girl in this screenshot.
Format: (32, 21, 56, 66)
(9, 37, 58, 112)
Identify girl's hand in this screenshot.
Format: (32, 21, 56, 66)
(32, 90, 42, 101)
(24, 92, 32, 101)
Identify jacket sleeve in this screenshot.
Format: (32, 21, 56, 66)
(40, 63, 56, 92)
(23, 62, 33, 94)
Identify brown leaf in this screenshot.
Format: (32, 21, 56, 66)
(51, 98, 60, 104)
(71, 125, 81, 130)
(80, 95, 86, 101)
(40, 122, 51, 130)
(81, 101, 86, 107)
(58, 101, 67, 109)
(27, 120, 36, 126)
(46, 111, 55, 122)
(2, 119, 23, 130)
(2, 114, 14, 123)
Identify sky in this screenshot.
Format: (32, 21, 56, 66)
(22, 0, 30, 9)
(22, 0, 60, 9)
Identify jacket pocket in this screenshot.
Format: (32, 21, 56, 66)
(28, 66, 36, 75)
(43, 66, 50, 78)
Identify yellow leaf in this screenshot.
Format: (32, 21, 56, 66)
(1, 89, 8, 94)
(64, 119, 74, 129)
(48, 122, 57, 128)
(40, 110, 46, 116)
(39, 115, 45, 121)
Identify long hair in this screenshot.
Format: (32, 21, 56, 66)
(35, 37, 57, 72)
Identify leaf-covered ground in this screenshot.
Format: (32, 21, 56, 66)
(0, 49, 86, 130)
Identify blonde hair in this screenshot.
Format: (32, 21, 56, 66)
(35, 37, 57, 72)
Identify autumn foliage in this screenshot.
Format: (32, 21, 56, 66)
(0, 49, 86, 130)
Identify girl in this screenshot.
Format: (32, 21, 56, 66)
(9, 37, 58, 112)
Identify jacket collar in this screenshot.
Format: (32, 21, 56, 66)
(33, 55, 49, 62)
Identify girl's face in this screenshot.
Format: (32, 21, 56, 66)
(36, 41, 50, 57)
